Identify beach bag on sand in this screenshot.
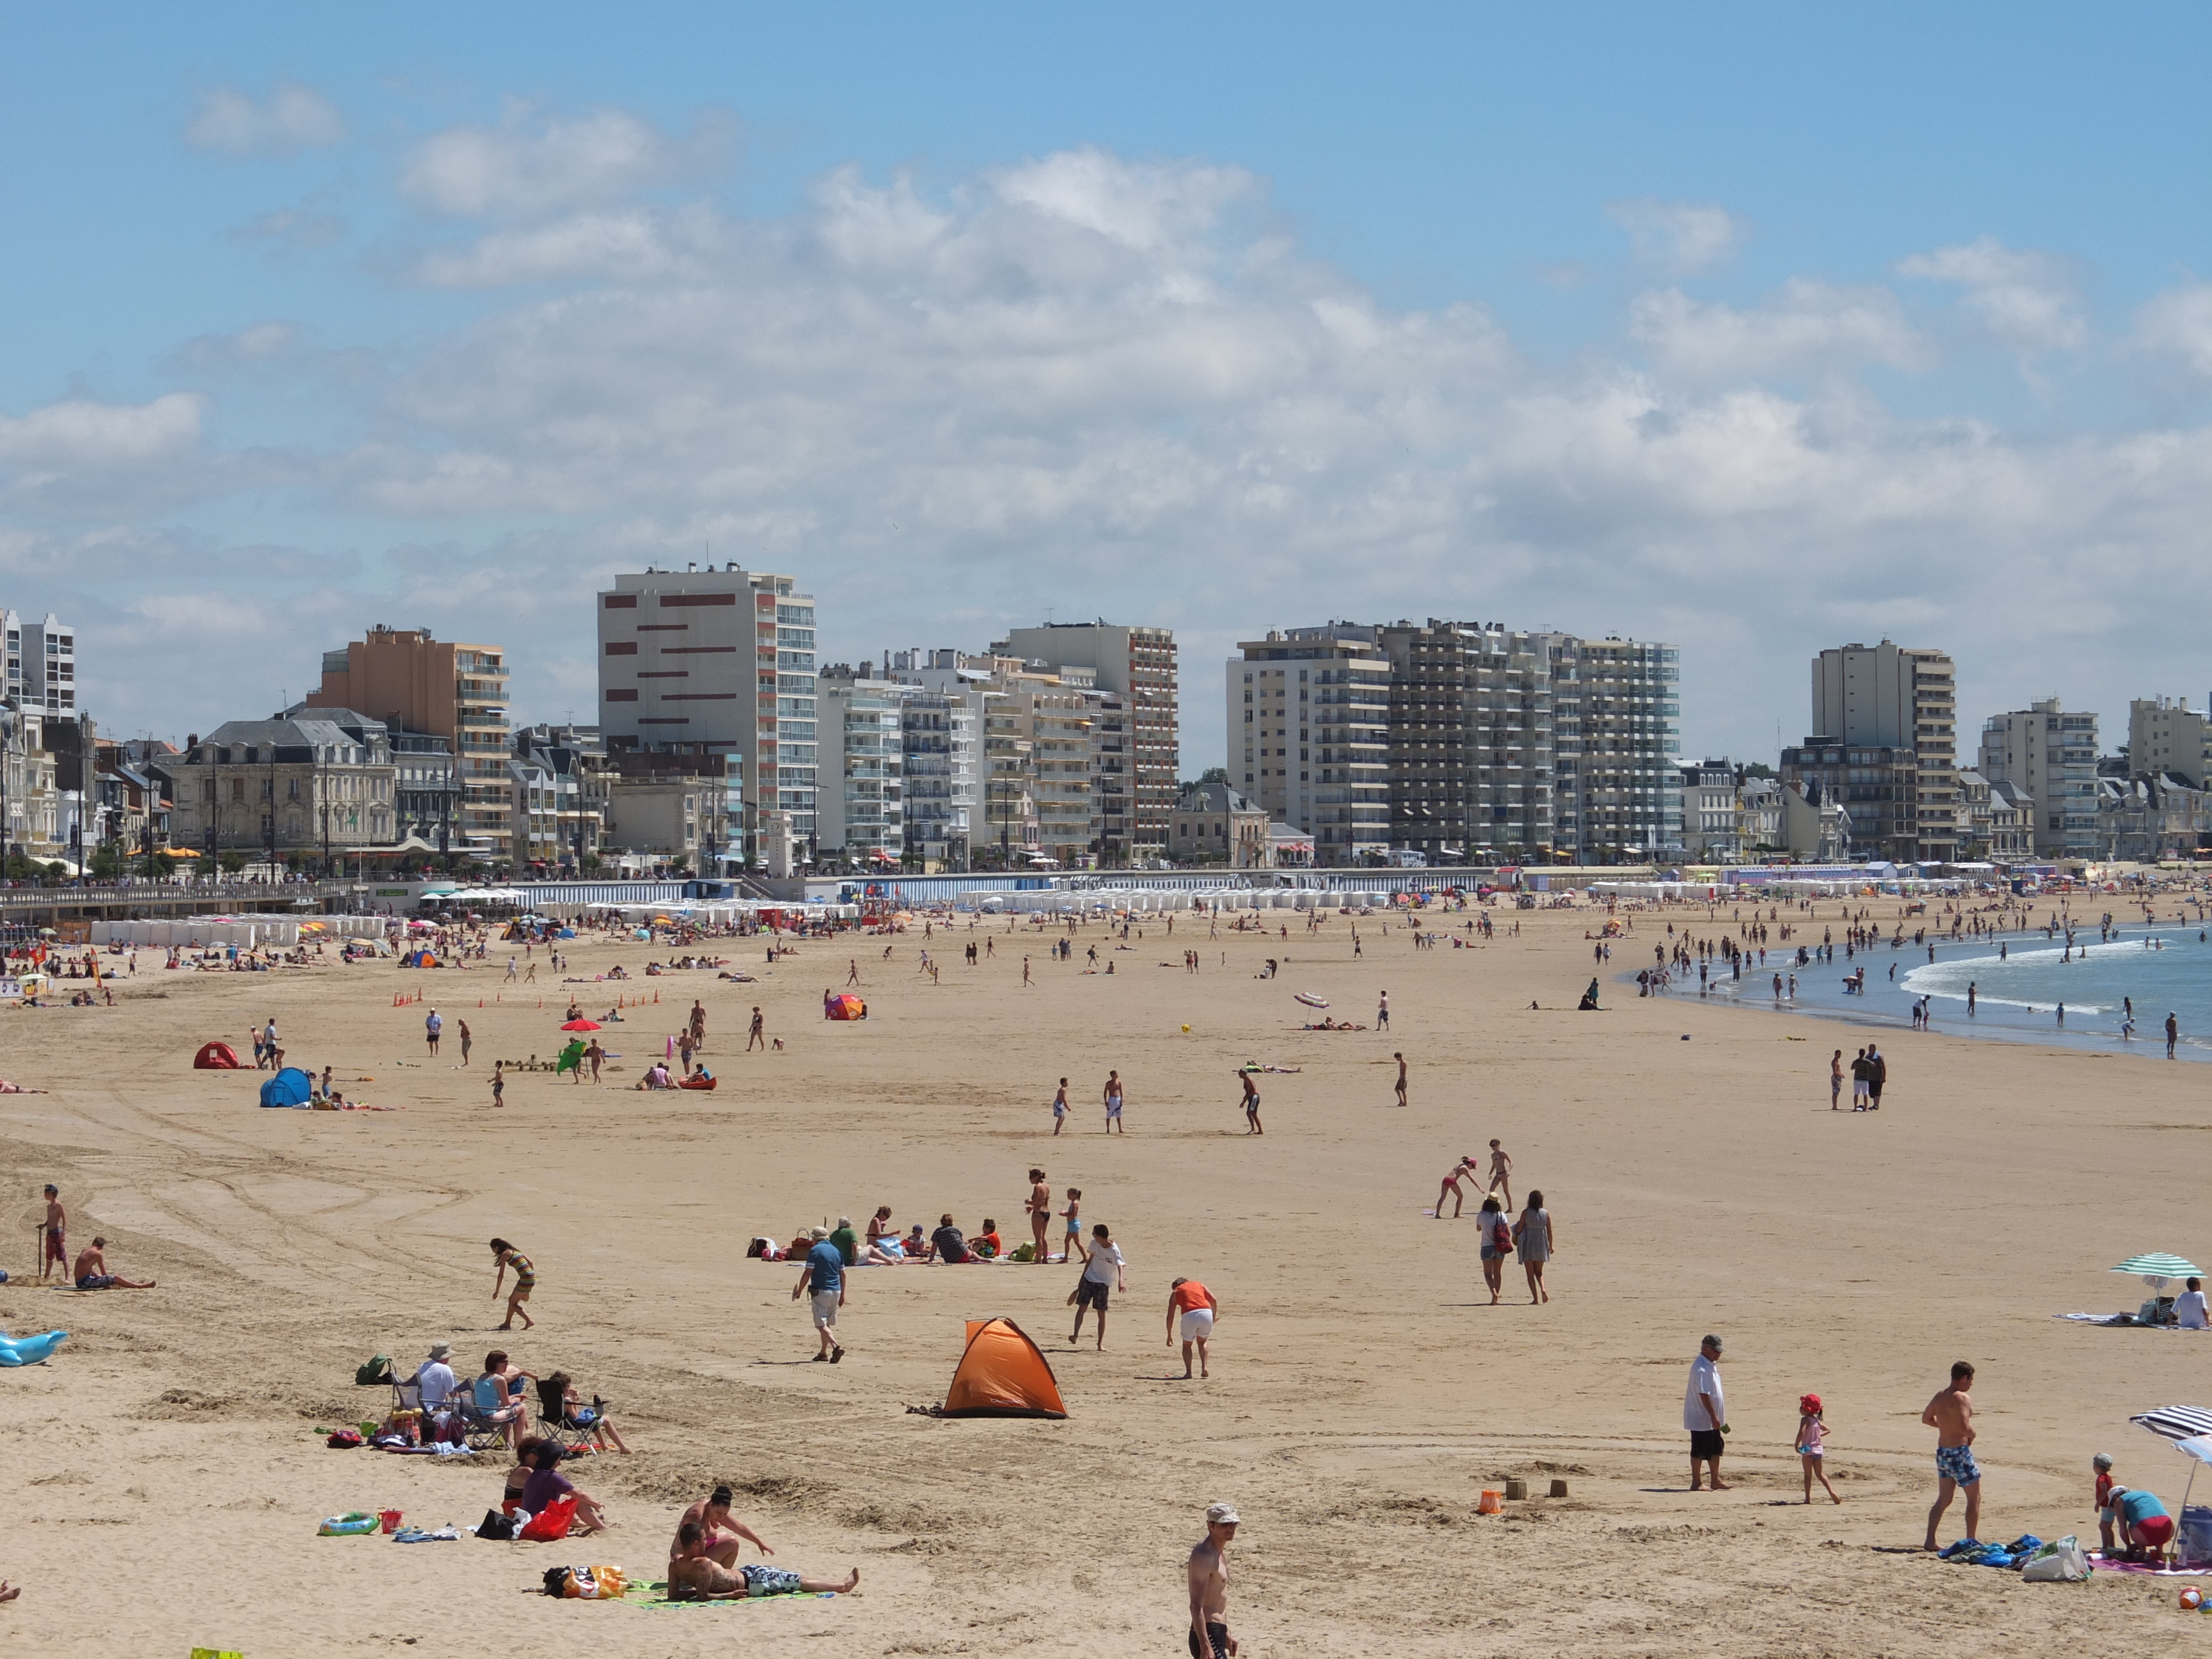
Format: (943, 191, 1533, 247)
(326, 1428, 364, 1448)
(518, 1496, 577, 1541)
(2022, 1536, 2091, 1582)
(544, 1564, 626, 1599)
(355, 1355, 393, 1386)
(477, 1510, 518, 1541)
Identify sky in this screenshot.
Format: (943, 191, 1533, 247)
(4, 2, 2212, 772)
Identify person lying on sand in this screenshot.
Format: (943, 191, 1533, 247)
(672, 1486, 773, 1566)
(73, 1238, 153, 1290)
(668, 1522, 856, 1599)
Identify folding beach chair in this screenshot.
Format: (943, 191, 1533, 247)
(535, 1376, 604, 1454)
(455, 1376, 523, 1452)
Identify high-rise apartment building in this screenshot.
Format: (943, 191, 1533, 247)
(885, 649, 988, 867)
(816, 664, 906, 864)
(312, 625, 509, 860)
(2128, 697, 2209, 789)
(597, 564, 815, 860)
(995, 623, 1177, 861)
(1229, 626, 1392, 862)
(1552, 636, 1683, 861)
(1979, 698, 2100, 858)
(2, 610, 76, 714)
(1378, 621, 1556, 862)
(1809, 640, 1958, 862)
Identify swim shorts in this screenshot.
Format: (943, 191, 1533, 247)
(1689, 1428, 1725, 1459)
(76, 1274, 114, 1290)
(1189, 1621, 1230, 1659)
(1935, 1444, 1981, 1485)
(1076, 1278, 1110, 1312)
(741, 1564, 804, 1598)
(2136, 1514, 2176, 1548)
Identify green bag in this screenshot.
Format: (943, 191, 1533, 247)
(355, 1354, 393, 1386)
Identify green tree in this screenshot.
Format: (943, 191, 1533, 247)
(87, 841, 123, 880)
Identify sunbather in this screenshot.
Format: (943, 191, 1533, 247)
(672, 1485, 773, 1566)
(72, 1238, 153, 1290)
(668, 1522, 856, 1599)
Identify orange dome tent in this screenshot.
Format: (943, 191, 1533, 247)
(193, 1041, 242, 1070)
(941, 1318, 1067, 1418)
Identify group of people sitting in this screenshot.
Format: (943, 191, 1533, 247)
(752, 1209, 1011, 1267)
(389, 1343, 631, 1456)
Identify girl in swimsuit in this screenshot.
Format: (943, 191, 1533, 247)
(1794, 1393, 1840, 1504)
(491, 1237, 537, 1331)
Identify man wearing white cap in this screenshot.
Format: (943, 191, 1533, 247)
(1187, 1502, 1238, 1658)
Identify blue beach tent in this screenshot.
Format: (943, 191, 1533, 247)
(259, 1067, 312, 1108)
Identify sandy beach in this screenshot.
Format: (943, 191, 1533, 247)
(3, 900, 2208, 1654)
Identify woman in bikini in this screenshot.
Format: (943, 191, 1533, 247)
(491, 1237, 537, 1330)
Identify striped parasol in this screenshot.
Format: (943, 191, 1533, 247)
(2112, 1253, 2204, 1287)
(2130, 1406, 2212, 1443)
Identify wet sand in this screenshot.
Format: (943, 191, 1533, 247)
(1, 901, 2204, 1654)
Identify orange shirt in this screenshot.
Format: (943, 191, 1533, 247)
(1169, 1281, 1215, 1314)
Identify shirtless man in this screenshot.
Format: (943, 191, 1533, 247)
(1485, 1139, 1513, 1209)
(673, 1485, 774, 1567)
(72, 1237, 153, 1290)
(1393, 1052, 1408, 1108)
(1103, 1070, 1125, 1134)
(1186, 1503, 1239, 1658)
(38, 1185, 65, 1283)
(1434, 1155, 1479, 1219)
(668, 1521, 856, 1600)
(1025, 1168, 1052, 1263)
(1922, 1360, 1980, 1551)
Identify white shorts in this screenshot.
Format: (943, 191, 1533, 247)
(810, 1289, 840, 1329)
(1178, 1308, 1214, 1342)
(1106, 1097, 1123, 1117)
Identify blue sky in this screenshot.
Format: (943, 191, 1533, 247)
(4, 2, 2212, 763)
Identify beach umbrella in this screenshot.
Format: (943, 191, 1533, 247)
(2129, 1406, 2212, 1443)
(2114, 1253, 2204, 1289)
(560, 1018, 601, 1031)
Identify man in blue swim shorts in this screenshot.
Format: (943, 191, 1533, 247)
(1922, 1360, 1980, 1550)
(667, 1522, 858, 1599)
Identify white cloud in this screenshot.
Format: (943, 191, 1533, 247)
(1627, 280, 1927, 380)
(1607, 198, 1747, 273)
(400, 107, 730, 220)
(1897, 236, 2086, 354)
(184, 82, 344, 158)
(19, 138, 2212, 768)
(2137, 280, 2212, 380)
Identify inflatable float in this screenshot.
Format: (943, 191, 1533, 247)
(0, 1329, 69, 1366)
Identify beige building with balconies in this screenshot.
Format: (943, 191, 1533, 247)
(1811, 640, 1958, 862)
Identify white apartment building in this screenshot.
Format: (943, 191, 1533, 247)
(1230, 626, 1393, 862)
(1554, 635, 1683, 860)
(885, 649, 987, 866)
(598, 563, 813, 860)
(816, 665, 906, 864)
(2, 609, 76, 715)
(1810, 640, 1959, 862)
(1979, 698, 2100, 859)
(2129, 697, 2209, 789)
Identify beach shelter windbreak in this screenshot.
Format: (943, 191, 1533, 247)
(193, 1041, 242, 1070)
(825, 993, 866, 1021)
(942, 1318, 1067, 1418)
(259, 1067, 312, 1108)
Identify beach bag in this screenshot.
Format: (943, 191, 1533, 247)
(477, 1509, 518, 1541)
(325, 1428, 364, 1448)
(2022, 1536, 2091, 1582)
(355, 1354, 393, 1386)
(517, 1495, 577, 1541)
(544, 1564, 626, 1599)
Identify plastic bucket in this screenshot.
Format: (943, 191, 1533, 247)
(379, 1509, 404, 1534)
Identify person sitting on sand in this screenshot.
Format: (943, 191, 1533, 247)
(72, 1237, 153, 1290)
(970, 1219, 1003, 1260)
(673, 1486, 773, 1566)
(502, 1436, 546, 1513)
(668, 1521, 857, 1599)
(518, 1439, 607, 1534)
(927, 1214, 972, 1263)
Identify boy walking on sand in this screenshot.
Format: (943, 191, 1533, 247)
(1922, 1361, 1980, 1550)
(1058, 1189, 1082, 1263)
(1052, 1078, 1069, 1136)
(1069, 1222, 1124, 1348)
(39, 1184, 65, 1282)
(1393, 1052, 1407, 1108)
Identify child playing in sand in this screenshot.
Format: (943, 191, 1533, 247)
(1795, 1393, 1840, 1504)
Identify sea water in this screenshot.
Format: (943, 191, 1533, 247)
(1681, 925, 2212, 1062)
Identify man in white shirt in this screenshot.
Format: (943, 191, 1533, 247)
(414, 1342, 458, 1410)
(1684, 1334, 1729, 1490)
(2177, 1277, 2210, 1330)
(1070, 1224, 1126, 1350)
